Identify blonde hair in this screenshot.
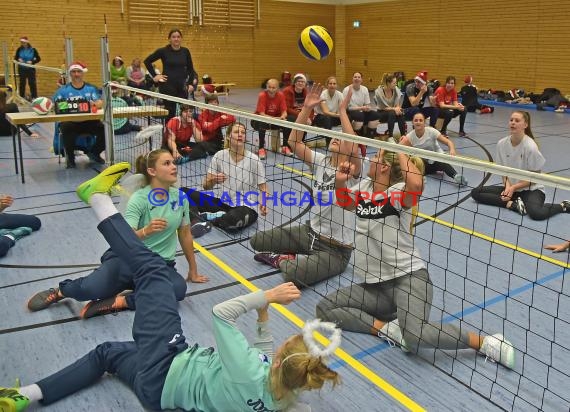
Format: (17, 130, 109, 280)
(135, 149, 170, 185)
(381, 72, 395, 87)
(383, 150, 425, 185)
(270, 335, 340, 405)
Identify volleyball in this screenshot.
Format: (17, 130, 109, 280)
(298, 25, 333, 61)
(31, 97, 53, 115)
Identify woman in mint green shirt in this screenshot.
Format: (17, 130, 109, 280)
(26, 149, 207, 318)
(3, 164, 340, 412)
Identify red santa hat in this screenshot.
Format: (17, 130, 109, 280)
(464, 75, 473, 84)
(69, 61, 88, 73)
(414, 71, 427, 84)
(19, 36, 29, 43)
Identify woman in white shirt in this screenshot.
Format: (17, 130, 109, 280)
(471, 111, 569, 219)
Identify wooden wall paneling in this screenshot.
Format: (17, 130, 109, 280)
(1, 0, 569, 95)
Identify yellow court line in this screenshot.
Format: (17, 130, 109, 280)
(416, 212, 570, 269)
(276, 164, 570, 269)
(276, 163, 315, 179)
(193, 242, 426, 412)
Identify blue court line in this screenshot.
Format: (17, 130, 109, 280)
(330, 267, 568, 370)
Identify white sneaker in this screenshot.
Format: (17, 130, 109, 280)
(480, 333, 515, 369)
(378, 320, 409, 352)
(454, 174, 468, 186)
(511, 197, 527, 216)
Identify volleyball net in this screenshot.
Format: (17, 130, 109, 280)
(108, 83, 570, 411)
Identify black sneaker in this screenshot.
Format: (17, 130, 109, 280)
(27, 288, 64, 311)
(66, 158, 76, 169)
(191, 221, 212, 238)
(80, 295, 128, 319)
(561, 200, 570, 213)
(88, 153, 105, 164)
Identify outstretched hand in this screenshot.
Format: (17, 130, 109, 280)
(303, 83, 324, 109)
(265, 282, 301, 305)
(544, 241, 570, 253)
(187, 272, 209, 283)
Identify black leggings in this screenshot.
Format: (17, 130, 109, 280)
(438, 108, 466, 134)
(180, 187, 258, 232)
(377, 110, 406, 136)
(423, 160, 457, 179)
(471, 186, 563, 221)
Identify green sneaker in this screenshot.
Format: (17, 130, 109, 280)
(0, 227, 32, 241)
(0, 387, 29, 412)
(76, 162, 131, 204)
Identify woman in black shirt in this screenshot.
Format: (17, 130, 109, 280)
(144, 28, 198, 120)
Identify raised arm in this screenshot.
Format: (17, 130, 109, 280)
(288, 84, 323, 164)
(398, 135, 424, 209)
(212, 283, 300, 380)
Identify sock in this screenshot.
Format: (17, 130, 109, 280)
(19, 384, 43, 402)
(2, 234, 16, 244)
(89, 193, 119, 223)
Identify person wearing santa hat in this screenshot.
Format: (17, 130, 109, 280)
(14, 36, 41, 100)
(403, 71, 439, 128)
(281, 73, 313, 156)
(52, 61, 106, 169)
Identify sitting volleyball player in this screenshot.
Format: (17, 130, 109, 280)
(163, 104, 208, 164)
(27, 149, 208, 319)
(315, 124, 515, 368)
(405, 112, 467, 186)
(250, 84, 362, 288)
(0, 163, 341, 412)
(180, 122, 268, 232)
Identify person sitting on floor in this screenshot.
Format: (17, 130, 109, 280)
(460, 75, 494, 114)
(180, 122, 268, 233)
(404, 112, 467, 185)
(2, 162, 339, 412)
(403, 71, 439, 128)
(198, 90, 235, 155)
(471, 111, 570, 220)
(163, 104, 207, 164)
(0, 194, 41, 258)
(434, 75, 467, 137)
(0, 90, 38, 137)
(27, 150, 208, 318)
